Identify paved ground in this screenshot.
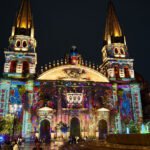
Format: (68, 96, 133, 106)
(1, 141, 64, 150)
(23, 141, 64, 150)
(2, 140, 150, 150)
(60, 140, 150, 150)
(16, 142, 127, 150)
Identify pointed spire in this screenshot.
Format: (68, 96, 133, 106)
(17, 0, 32, 29)
(103, 0, 124, 45)
(13, 0, 34, 36)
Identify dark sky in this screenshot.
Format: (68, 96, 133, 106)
(0, 0, 150, 83)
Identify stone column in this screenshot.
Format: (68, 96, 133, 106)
(130, 83, 143, 124)
(57, 91, 62, 124)
(113, 83, 122, 134)
(0, 80, 11, 116)
(22, 80, 34, 141)
(56, 89, 62, 138)
(22, 110, 32, 140)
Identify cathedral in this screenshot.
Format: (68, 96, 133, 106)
(0, 0, 143, 140)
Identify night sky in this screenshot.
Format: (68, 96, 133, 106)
(0, 0, 149, 83)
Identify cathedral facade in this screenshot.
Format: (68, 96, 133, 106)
(0, 0, 143, 140)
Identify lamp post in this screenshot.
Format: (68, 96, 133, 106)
(9, 104, 22, 139)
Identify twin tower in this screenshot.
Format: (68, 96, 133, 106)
(3, 0, 135, 82)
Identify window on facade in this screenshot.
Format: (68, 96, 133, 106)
(10, 60, 17, 73)
(120, 48, 124, 55)
(124, 66, 130, 78)
(114, 65, 120, 78)
(16, 40, 21, 48)
(23, 61, 29, 74)
(22, 40, 27, 48)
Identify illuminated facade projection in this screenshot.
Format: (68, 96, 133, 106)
(0, 0, 144, 140)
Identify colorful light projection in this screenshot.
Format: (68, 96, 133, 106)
(131, 84, 143, 124)
(0, 80, 11, 116)
(22, 80, 36, 139)
(9, 104, 22, 114)
(92, 84, 118, 115)
(10, 87, 22, 104)
(66, 93, 83, 108)
(3, 79, 142, 138)
(118, 85, 133, 124)
(9, 81, 31, 112)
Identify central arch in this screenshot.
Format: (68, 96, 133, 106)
(99, 119, 107, 139)
(70, 117, 81, 137)
(40, 119, 51, 142)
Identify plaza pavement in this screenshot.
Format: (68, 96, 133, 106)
(60, 140, 150, 150)
(6, 140, 150, 150)
(23, 141, 64, 150)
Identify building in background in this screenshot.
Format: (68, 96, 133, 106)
(0, 0, 145, 140)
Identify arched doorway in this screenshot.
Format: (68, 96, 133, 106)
(40, 119, 51, 142)
(70, 117, 80, 137)
(99, 119, 107, 139)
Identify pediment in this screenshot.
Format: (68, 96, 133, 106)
(38, 65, 109, 83)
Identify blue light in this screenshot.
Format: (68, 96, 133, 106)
(0, 136, 4, 143)
(126, 127, 130, 134)
(140, 124, 148, 134)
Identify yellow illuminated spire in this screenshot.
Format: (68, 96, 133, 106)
(104, 0, 123, 44)
(17, 0, 32, 29)
(12, 0, 34, 36)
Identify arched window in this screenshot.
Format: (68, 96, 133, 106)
(114, 65, 120, 78)
(120, 48, 125, 55)
(124, 66, 130, 78)
(23, 61, 29, 74)
(10, 60, 17, 73)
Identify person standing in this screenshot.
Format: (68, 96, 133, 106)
(34, 137, 39, 145)
(13, 142, 19, 150)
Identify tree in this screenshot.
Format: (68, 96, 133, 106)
(128, 120, 140, 133)
(0, 114, 14, 135)
(57, 122, 69, 133)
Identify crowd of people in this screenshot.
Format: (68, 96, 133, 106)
(0, 136, 24, 150)
(68, 136, 88, 144)
(33, 137, 43, 150)
(0, 135, 88, 149)
(0, 136, 43, 150)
